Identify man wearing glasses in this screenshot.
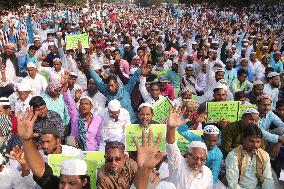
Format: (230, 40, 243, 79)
(166, 107, 213, 189)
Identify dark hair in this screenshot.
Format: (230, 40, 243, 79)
(105, 140, 125, 152)
(29, 96, 46, 108)
(137, 47, 144, 52)
(28, 45, 37, 51)
(237, 68, 247, 76)
(113, 49, 121, 54)
(276, 99, 284, 109)
(80, 175, 91, 189)
(106, 75, 118, 84)
(41, 124, 60, 138)
(213, 88, 226, 94)
(150, 82, 160, 89)
(243, 125, 263, 139)
(234, 91, 245, 101)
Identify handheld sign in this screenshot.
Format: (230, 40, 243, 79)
(84, 151, 105, 169)
(238, 104, 257, 120)
(48, 154, 97, 189)
(65, 34, 89, 50)
(206, 101, 240, 122)
(176, 130, 203, 155)
(125, 124, 166, 151)
(152, 98, 172, 123)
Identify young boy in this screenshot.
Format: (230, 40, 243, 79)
(15, 84, 33, 118)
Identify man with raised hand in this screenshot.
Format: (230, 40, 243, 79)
(166, 107, 213, 189)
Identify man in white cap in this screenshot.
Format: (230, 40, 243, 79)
(98, 99, 130, 151)
(177, 124, 224, 186)
(264, 72, 280, 109)
(246, 80, 264, 104)
(16, 108, 90, 188)
(21, 62, 47, 96)
(68, 72, 82, 100)
(163, 51, 173, 69)
(15, 84, 32, 118)
(38, 57, 66, 82)
(62, 76, 102, 151)
(166, 108, 213, 189)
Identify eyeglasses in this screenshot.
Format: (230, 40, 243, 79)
(105, 156, 122, 163)
(188, 154, 206, 163)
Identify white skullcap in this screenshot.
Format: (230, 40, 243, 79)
(215, 68, 224, 73)
(110, 47, 116, 51)
(192, 41, 197, 45)
(133, 55, 140, 60)
(108, 99, 121, 111)
(231, 44, 236, 48)
(163, 51, 169, 55)
(124, 44, 130, 47)
(211, 40, 219, 44)
(0, 97, 10, 106)
(34, 35, 41, 41)
(80, 96, 93, 105)
(69, 72, 77, 77)
(53, 58, 61, 62)
(243, 42, 249, 46)
(267, 72, 280, 78)
(60, 159, 87, 175)
(214, 83, 227, 91)
(203, 125, 219, 135)
(48, 42, 55, 46)
(188, 141, 207, 153)
(205, 43, 211, 47)
(18, 83, 30, 92)
(250, 51, 256, 55)
(138, 103, 153, 110)
(244, 108, 259, 115)
(242, 39, 249, 42)
(263, 46, 269, 49)
(241, 58, 248, 62)
(185, 64, 194, 68)
(253, 80, 263, 86)
(26, 62, 36, 68)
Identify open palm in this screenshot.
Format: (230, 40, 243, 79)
(134, 129, 165, 169)
(17, 107, 38, 141)
(167, 106, 189, 129)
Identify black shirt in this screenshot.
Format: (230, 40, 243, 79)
(33, 163, 59, 189)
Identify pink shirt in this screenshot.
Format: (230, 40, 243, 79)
(161, 83, 175, 100)
(120, 59, 130, 75)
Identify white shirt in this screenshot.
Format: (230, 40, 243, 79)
(166, 141, 213, 189)
(15, 94, 33, 118)
(0, 165, 36, 189)
(98, 108, 131, 151)
(139, 76, 166, 105)
(82, 91, 106, 112)
(21, 74, 48, 96)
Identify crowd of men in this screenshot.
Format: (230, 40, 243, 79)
(0, 2, 284, 189)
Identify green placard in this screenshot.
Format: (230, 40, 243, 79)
(206, 101, 240, 122)
(84, 151, 105, 169)
(238, 104, 257, 120)
(65, 34, 89, 50)
(176, 130, 203, 155)
(125, 124, 166, 152)
(152, 98, 172, 123)
(48, 154, 97, 188)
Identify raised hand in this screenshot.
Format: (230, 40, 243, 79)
(134, 129, 165, 169)
(75, 89, 82, 100)
(10, 145, 26, 166)
(17, 107, 38, 141)
(167, 106, 189, 129)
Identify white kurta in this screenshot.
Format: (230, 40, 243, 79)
(21, 74, 48, 96)
(166, 141, 213, 189)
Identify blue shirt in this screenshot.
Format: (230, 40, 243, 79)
(270, 52, 283, 73)
(259, 111, 284, 143)
(88, 68, 140, 123)
(177, 124, 223, 184)
(224, 68, 237, 89)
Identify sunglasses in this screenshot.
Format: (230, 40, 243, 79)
(105, 156, 122, 163)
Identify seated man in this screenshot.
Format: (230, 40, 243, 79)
(166, 108, 213, 188)
(98, 100, 130, 151)
(177, 124, 223, 185)
(231, 68, 253, 94)
(221, 108, 262, 157)
(225, 125, 274, 189)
